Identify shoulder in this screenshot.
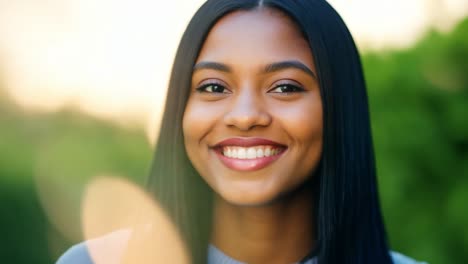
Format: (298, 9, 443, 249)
(390, 251, 428, 264)
(56, 242, 93, 264)
(55, 229, 132, 264)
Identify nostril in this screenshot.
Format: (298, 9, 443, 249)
(223, 108, 272, 130)
(224, 114, 271, 131)
(222, 91, 272, 130)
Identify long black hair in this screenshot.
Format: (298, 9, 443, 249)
(148, 0, 393, 263)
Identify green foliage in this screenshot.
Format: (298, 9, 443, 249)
(0, 18, 467, 264)
(0, 103, 152, 262)
(363, 19, 468, 264)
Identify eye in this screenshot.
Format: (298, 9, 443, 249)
(269, 83, 305, 94)
(196, 82, 230, 94)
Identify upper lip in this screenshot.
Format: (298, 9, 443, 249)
(213, 137, 287, 148)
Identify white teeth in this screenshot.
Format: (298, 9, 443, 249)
(222, 146, 282, 159)
(237, 148, 246, 159)
(256, 148, 264, 158)
(247, 148, 256, 159)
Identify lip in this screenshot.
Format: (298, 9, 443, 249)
(212, 137, 287, 171)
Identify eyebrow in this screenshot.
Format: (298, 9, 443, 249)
(264, 60, 316, 79)
(193, 61, 231, 73)
(193, 60, 317, 79)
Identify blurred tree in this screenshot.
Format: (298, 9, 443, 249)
(0, 102, 152, 263)
(364, 18, 468, 264)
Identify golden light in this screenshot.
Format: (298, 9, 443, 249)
(34, 171, 191, 263)
(330, 0, 468, 50)
(0, 0, 466, 142)
(0, 0, 204, 142)
(81, 176, 189, 264)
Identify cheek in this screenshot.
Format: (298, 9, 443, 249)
(183, 102, 202, 148)
(182, 100, 221, 153)
(182, 101, 206, 179)
(182, 100, 224, 188)
(280, 100, 323, 186)
(272, 98, 323, 143)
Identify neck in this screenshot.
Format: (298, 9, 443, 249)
(211, 184, 315, 264)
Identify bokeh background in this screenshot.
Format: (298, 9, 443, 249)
(0, 0, 467, 263)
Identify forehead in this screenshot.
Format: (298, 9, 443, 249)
(196, 8, 314, 67)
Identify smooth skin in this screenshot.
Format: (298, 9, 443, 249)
(183, 8, 322, 264)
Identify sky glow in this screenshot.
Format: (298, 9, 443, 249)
(0, 0, 466, 142)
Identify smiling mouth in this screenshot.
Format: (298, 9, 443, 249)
(221, 145, 285, 159)
(212, 137, 288, 171)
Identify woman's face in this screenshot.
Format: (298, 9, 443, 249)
(183, 9, 323, 206)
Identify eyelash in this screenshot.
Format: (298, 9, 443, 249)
(269, 83, 305, 94)
(195, 81, 305, 94)
(195, 82, 230, 94)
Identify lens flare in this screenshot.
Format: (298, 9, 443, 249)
(82, 176, 189, 264)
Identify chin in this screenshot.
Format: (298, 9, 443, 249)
(217, 187, 281, 207)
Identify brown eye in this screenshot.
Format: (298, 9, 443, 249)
(196, 83, 230, 94)
(269, 84, 305, 93)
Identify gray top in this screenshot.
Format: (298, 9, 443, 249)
(206, 244, 427, 264)
(56, 230, 428, 264)
(207, 244, 316, 264)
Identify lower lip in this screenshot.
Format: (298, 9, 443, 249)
(214, 149, 286, 171)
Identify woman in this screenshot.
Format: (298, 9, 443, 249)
(58, 0, 427, 263)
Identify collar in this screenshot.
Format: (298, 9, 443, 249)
(207, 244, 317, 264)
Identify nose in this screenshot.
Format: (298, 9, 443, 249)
(223, 89, 272, 131)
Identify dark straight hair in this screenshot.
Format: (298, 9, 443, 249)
(148, 0, 393, 263)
